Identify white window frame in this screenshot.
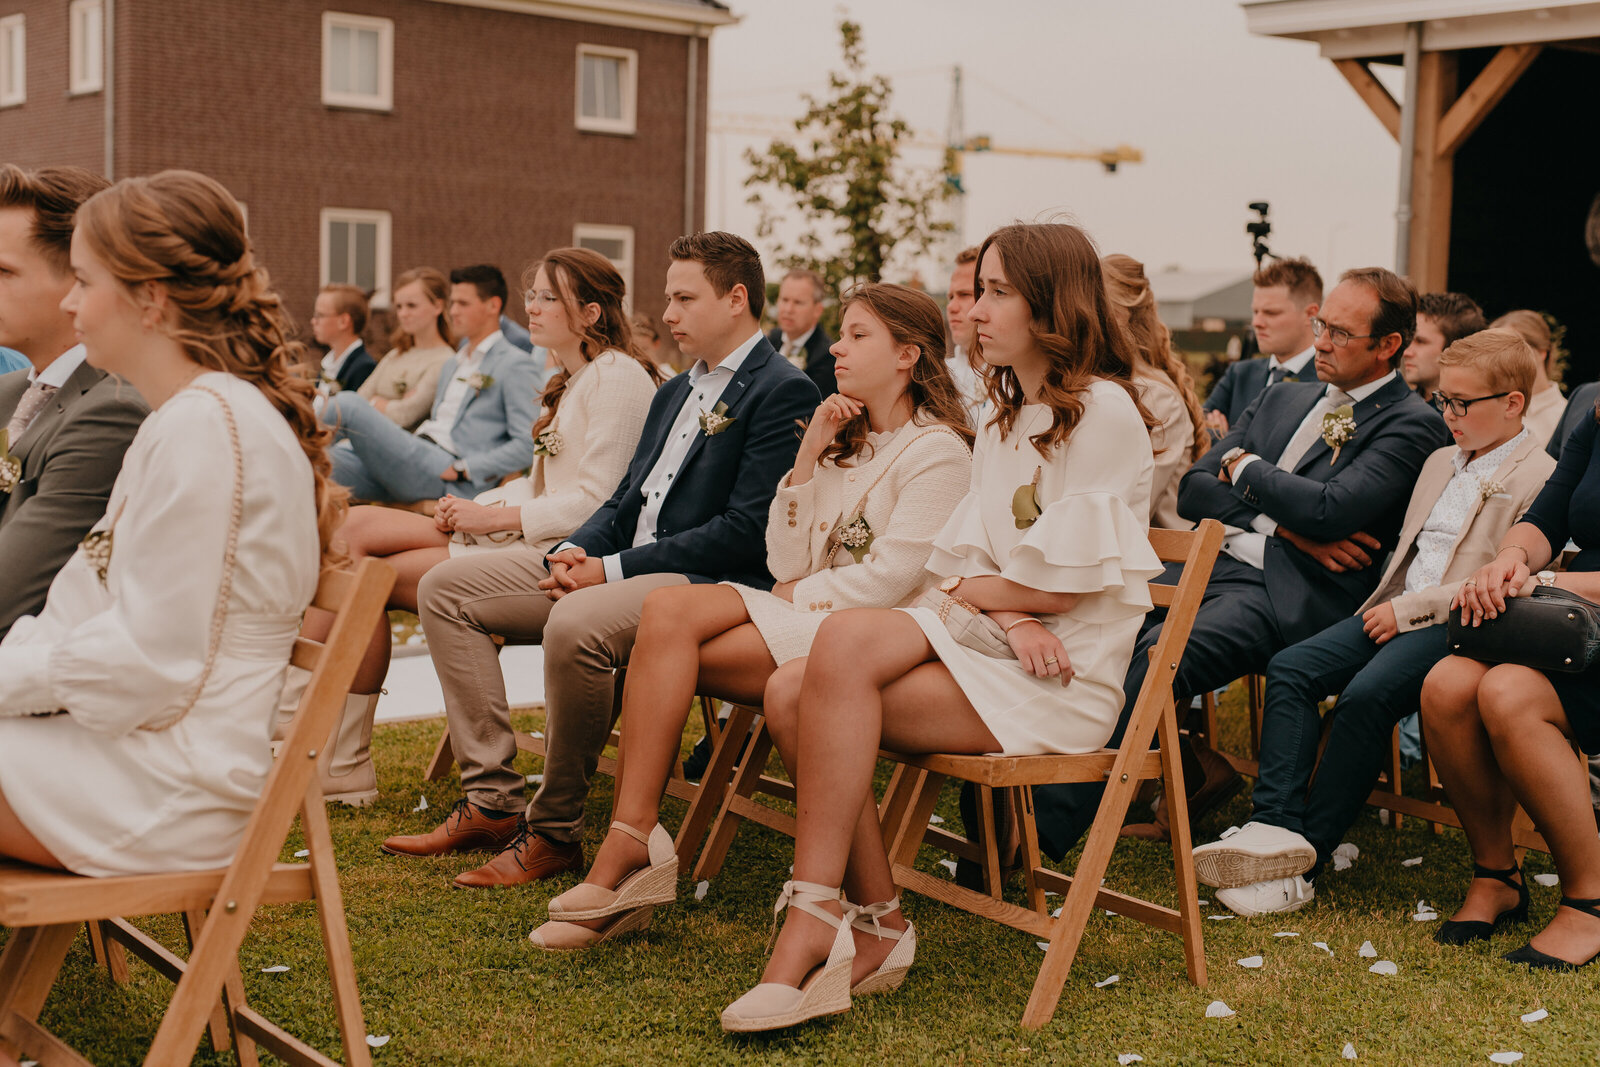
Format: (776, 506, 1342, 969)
(574, 44, 637, 135)
(0, 15, 25, 109)
(319, 208, 392, 308)
(321, 11, 393, 112)
(68, 0, 103, 95)
(574, 223, 635, 305)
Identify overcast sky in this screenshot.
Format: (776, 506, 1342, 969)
(705, 0, 1406, 285)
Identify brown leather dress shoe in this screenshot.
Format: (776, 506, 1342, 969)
(453, 824, 583, 888)
(380, 798, 525, 857)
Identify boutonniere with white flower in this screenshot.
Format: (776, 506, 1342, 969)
(319, 374, 342, 395)
(459, 372, 495, 393)
(1321, 404, 1357, 465)
(533, 429, 564, 457)
(80, 527, 114, 586)
(698, 400, 736, 436)
(834, 515, 874, 563)
(393, 377, 408, 398)
(0, 430, 21, 494)
(1478, 478, 1506, 503)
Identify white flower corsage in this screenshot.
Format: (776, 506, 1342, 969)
(319, 374, 342, 395)
(0, 430, 20, 494)
(698, 401, 736, 436)
(835, 515, 874, 563)
(533, 429, 564, 457)
(459, 372, 495, 392)
(80, 527, 114, 586)
(1320, 405, 1357, 465)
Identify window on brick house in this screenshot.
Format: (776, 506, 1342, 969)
(68, 0, 103, 95)
(320, 209, 392, 307)
(322, 12, 392, 111)
(0, 15, 24, 108)
(574, 224, 634, 305)
(575, 45, 636, 135)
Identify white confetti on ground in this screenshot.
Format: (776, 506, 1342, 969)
(1205, 1000, 1235, 1018)
(1118, 1055, 1143, 1065)
(1368, 960, 1398, 976)
(1314, 942, 1334, 956)
(1199, 898, 1209, 906)
(1402, 856, 1422, 867)
(1094, 974, 1120, 988)
(1332, 842, 1359, 871)
(1273, 931, 1299, 937)
(1209, 914, 1235, 921)
(1412, 900, 1440, 922)
(928, 814, 945, 825)
(1343, 1041, 1358, 1059)
(694, 880, 710, 901)
(1534, 873, 1559, 887)
(1237, 956, 1264, 969)
(1036, 942, 1050, 952)
(1052, 906, 1063, 919)
(411, 795, 428, 813)
(938, 859, 959, 876)
(1489, 1054, 1524, 1065)
(366, 1035, 390, 1049)
(1358, 940, 1377, 958)
(260, 965, 290, 974)
(1105, 910, 1118, 917)
(294, 849, 310, 859)
(531, 730, 544, 739)
(526, 774, 544, 785)
(1520, 1009, 1548, 1024)
(1044, 890, 1060, 898)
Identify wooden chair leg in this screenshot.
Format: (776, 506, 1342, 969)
(675, 704, 758, 868)
(181, 909, 235, 1054)
(977, 786, 1002, 900)
(85, 919, 131, 984)
(424, 726, 455, 782)
(1014, 786, 1047, 916)
(691, 718, 776, 882)
(0, 922, 78, 1059)
(1247, 674, 1265, 763)
(302, 782, 374, 1067)
(220, 958, 262, 1067)
(1158, 697, 1208, 988)
(876, 765, 915, 851)
(890, 771, 946, 870)
(1388, 726, 1405, 830)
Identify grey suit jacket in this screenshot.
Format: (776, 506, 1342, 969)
(0, 361, 149, 636)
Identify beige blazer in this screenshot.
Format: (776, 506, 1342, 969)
(1358, 431, 1556, 632)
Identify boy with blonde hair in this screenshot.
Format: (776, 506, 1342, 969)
(1193, 328, 1558, 915)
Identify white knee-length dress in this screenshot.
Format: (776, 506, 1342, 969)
(904, 380, 1163, 755)
(0, 372, 320, 877)
(730, 421, 972, 664)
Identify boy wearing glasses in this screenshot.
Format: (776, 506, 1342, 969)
(1193, 328, 1556, 916)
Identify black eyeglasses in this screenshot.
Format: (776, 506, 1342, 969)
(1310, 317, 1379, 347)
(1430, 391, 1512, 417)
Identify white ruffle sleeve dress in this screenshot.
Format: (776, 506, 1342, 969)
(905, 379, 1163, 755)
(0, 372, 320, 877)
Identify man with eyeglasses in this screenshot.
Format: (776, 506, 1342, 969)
(1033, 267, 1451, 864)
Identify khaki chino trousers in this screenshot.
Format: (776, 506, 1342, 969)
(417, 549, 687, 842)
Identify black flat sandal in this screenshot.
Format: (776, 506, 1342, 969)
(1434, 863, 1529, 946)
(1502, 896, 1600, 971)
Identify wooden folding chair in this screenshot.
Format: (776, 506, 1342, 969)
(875, 519, 1224, 1030)
(0, 557, 395, 1066)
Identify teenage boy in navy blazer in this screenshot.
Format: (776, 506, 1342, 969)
(1204, 257, 1324, 437)
(1035, 267, 1452, 858)
(310, 284, 376, 396)
(387, 232, 820, 887)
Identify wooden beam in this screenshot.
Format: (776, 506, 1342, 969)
(1408, 51, 1458, 292)
(1333, 59, 1401, 141)
(1435, 43, 1542, 158)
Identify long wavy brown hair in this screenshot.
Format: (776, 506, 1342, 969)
(523, 247, 665, 439)
(973, 222, 1154, 457)
(74, 170, 347, 565)
(388, 266, 455, 355)
(815, 283, 975, 468)
(1101, 253, 1210, 460)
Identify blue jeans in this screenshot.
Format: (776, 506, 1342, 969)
(325, 391, 488, 502)
(1249, 613, 1451, 874)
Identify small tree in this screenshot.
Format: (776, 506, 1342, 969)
(744, 19, 955, 302)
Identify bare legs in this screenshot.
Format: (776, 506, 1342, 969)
(759, 608, 999, 989)
(1423, 656, 1600, 962)
(0, 783, 62, 869)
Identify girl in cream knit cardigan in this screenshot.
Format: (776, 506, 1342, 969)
(528, 283, 973, 951)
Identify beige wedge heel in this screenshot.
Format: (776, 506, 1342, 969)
(720, 881, 857, 1033)
(547, 821, 678, 921)
(528, 906, 655, 952)
(847, 896, 916, 995)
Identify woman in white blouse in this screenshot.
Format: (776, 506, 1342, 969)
(719, 223, 1162, 1032)
(0, 170, 343, 876)
(304, 247, 663, 805)
(1102, 253, 1209, 529)
(529, 283, 973, 951)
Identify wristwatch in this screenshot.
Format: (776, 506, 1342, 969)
(452, 459, 470, 479)
(936, 575, 978, 622)
(1536, 570, 1557, 588)
(939, 575, 963, 594)
(1219, 447, 1246, 478)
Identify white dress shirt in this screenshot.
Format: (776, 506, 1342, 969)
(30, 344, 88, 389)
(1402, 429, 1527, 594)
(317, 341, 361, 393)
(1222, 371, 1397, 570)
(413, 330, 503, 458)
(1268, 345, 1316, 382)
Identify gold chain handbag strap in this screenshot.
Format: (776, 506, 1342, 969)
(831, 425, 965, 542)
(141, 382, 245, 732)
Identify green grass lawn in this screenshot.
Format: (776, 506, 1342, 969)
(10, 687, 1600, 1066)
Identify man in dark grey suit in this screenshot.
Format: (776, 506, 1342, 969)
(1204, 257, 1324, 436)
(766, 266, 836, 398)
(0, 164, 147, 637)
(1035, 267, 1452, 859)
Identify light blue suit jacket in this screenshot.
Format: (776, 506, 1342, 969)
(430, 337, 544, 484)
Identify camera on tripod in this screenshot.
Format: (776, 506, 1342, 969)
(1246, 201, 1272, 268)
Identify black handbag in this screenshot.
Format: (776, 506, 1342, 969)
(1447, 585, 1600, 673)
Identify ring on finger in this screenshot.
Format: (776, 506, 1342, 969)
(1043, 656, 1058, 665)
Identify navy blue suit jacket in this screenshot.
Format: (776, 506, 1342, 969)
(1203, 355, 1321, 430)
(569, 336, 820, 588)
(1179, 374, 1451, 644)
(335, 341, 376, 393)
(767, 325, 837, 399)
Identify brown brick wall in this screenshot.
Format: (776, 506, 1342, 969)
(0, 0, 106, 172)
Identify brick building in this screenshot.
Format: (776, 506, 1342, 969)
(0, 0, 735, 343)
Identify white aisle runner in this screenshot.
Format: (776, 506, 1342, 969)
(373, 643, 547, 725)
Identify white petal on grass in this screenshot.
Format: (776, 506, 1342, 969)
(1205, 1000, 1235, 1019)
(366, 1035, 391, 1049)
(938, 859, 959, 876)
(1332, 842, 1359, 872)
(1117, 1055, 1143, 1066)
(1273, 931, 1299, 937)
(1209, 914, 1235, 921)
(1489, 1054, 1524, 1065)
(1044, 890, 1061, 899)
(1401, 856, 1423, 867)
(526, 773, 544, 785)
(1236, 955, 1264, 969)
(1052, 906, 1063, 918)
(1314, 941, 1334, 956)
(1094, 974, 1120, 988)
(294, 849, 310, 859)
(694, 880, 710, 901)
(928, 814, 945, 825)
(1199, 898, 1209, 906)
(411, 795, 428, 813)
(1036, 941, 1050, 952)
(1343, 1042, 1358, 1059)
(1368, 960, 1398, 976)
(1105, 910, 1118, 917)
(260, 965, 290, 974)
(1534, 873, 1559, 887)
(1412, 911, 1439, 922)
(1520, 1009, 1549, 1024)
(530, 730, 543, 739)
(1358, 940, 1377, 958)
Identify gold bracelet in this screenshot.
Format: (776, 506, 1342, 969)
(1497, 545, 1530, 562)
(1002, 616, 1043, 634)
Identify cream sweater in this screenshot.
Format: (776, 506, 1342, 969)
(767, 421, 972, 613)
(358, 342, 454, 430)
(1135, 368, 1201, 530)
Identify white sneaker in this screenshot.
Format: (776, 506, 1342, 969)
(1192, 821, 1317, 889)
(1215, 875, 1315, 917)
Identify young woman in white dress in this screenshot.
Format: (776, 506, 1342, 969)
(1102, 253, 1209, 529)
(529, 284, 974, 950)
(719, 223, 1163, 1033)
(0, 169, 344, 876)
(299, 247, 663, 805)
